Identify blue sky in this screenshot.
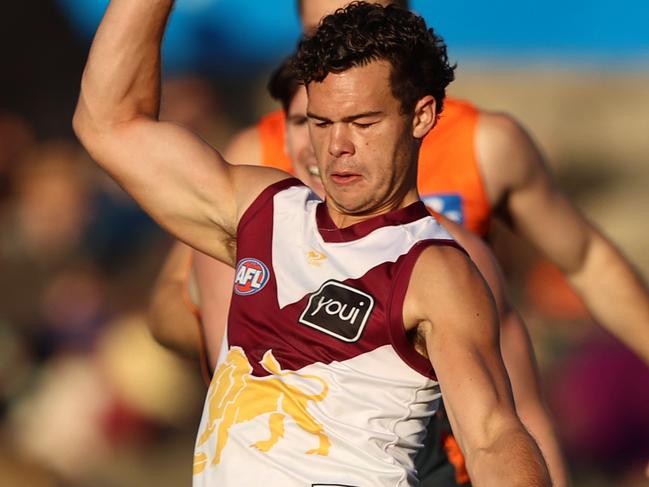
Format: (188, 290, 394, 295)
(56, 0, 649, 72)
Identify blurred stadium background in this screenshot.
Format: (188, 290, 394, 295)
(0, 1, 647, 485)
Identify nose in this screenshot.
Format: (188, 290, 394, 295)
(328, 123, 355, 158)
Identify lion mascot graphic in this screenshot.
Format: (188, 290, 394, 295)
(194, 347, 330, 474)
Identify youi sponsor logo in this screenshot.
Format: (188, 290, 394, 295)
(299, 280, 374, 342)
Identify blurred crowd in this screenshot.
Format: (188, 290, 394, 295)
(0, 97, 207, 486)
(2, 82, 648, 487)
(1, 2, 648, 487)
(0, 60, 277, 484)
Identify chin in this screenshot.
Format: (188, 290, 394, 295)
(331, 196, 374, 215)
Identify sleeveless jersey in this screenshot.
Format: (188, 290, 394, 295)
(193, 179, 461, 487)
(256, 98, 491, 236)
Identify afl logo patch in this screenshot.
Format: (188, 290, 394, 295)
(233, 258, 270, 296)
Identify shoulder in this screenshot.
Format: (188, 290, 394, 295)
(407, 244, 486, 315)
(437, 215, 507, 313)
(412, 243, 480, 288)
(477, 110, 533, 151)
(476, 110, 546, 203)
(404, 242, 496, 334)
(233, 165, 298, 211)
(231, 164, 292, 189)
(223, 124, 263, 165)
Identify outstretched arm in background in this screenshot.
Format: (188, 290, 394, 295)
(478, 112, 649, 364)
(148, 241, 202, 359)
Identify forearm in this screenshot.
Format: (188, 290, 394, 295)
(468, 422, 551, 487)
(148, 242, 202, 358)
(149, 280, 202, 358)
(500, 309, 570, 486)
(568, 231, 649, 363)
(516, 401, 569, 487)
(192, 251, 234, 369)
(74, 0, 173, 132)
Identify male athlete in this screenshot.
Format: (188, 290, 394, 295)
(74, 1, 550, 485)
(149, 0, 649, 483)
(232, 0, 649, 366)
(152, 1, 649, 483)
(154, 0, 649, 392)
(150, 58, 568, 486)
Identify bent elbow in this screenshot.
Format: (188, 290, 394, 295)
(72, 78, 131, 156)
(72, 94, 106, 156)
(72, 102, 91, 144)
(147, 294, 177, 350)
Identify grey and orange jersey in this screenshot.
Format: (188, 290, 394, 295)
(193, 179, 460, 487)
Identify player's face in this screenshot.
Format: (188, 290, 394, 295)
(300, 0, 394, 34)
(285, 86, 324, 197)
(306, 60, 418, 216)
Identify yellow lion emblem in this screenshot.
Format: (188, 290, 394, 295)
(193, 347, 330, 474)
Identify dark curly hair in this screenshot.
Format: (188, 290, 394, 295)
(296, 0, 409, 17)
(292, 2, 456, 115)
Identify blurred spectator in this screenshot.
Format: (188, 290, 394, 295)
(0, 136, 203, 485)
(5, 140, 91, 262)
(0, 111, 34, 212)
(160, 74, 238, 151)
(4, 312, 202, 484)
(548, 331, 649, 483)
(0, 140, 94, 335)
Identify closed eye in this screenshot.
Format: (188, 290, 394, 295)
(353, 121, 375, 129)
(313, 120, 331, 128)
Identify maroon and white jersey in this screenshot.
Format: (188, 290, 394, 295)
(193, 179, 459, 487)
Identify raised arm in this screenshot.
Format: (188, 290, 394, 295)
(478, 111, 649, 364)
(405, 245, 551, 486)
(73, 0, 286, 264)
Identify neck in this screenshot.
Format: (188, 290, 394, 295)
(325, 187, 420, 229)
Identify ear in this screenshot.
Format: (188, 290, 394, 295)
(412, 95, 437, 139)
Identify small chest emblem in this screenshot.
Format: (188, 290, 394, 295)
(422, 193, 464, 225)
(299, 280, 374, 342)
(306, 250, 327, 267)
(234, 258, 270, 296)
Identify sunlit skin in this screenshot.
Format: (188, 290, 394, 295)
(306, 60, 435, 227)
(300, 0, 394, 33)
(298, 1, 400, 202)
(284, 86, 325, 196)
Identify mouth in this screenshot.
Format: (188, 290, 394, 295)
(331, 171, 362, 185)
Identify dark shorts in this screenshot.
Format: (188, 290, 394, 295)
(415, 404, 471, 486)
